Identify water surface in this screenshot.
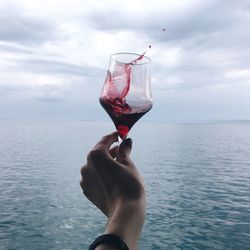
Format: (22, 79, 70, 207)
(0, 121, 249, 249)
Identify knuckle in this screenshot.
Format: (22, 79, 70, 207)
(101, 135, 108, 140)
(102, 133, 114, 140)
(87, 150, 97, 161)
(118, 156, 130, 166)
(120, 159, 130, 165)
(87, 147, 106, 161)
(80, 165, 90, 177)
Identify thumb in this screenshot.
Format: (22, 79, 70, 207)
(117, 138, 132, 161)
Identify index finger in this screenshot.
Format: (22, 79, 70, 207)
(93, 132, 118, 151)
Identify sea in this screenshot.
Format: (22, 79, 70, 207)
(0, 121, 249, 250)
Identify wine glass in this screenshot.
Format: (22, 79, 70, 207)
(99, 52, 152, 140)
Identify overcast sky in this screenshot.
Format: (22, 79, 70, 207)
(0, 0, 250, 121)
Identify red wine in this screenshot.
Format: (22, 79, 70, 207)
(100, 97, 152, 139)
(104, 68, 131, 100)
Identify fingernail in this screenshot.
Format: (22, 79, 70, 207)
(124, 138, 132, 147)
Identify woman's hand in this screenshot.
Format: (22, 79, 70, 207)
(80, 132, 145, 250)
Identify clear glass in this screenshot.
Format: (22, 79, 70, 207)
(99, 52, 153, 140)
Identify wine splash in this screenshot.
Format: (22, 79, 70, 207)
(131, 45, 151, 65)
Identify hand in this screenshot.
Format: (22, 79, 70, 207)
(80, 132, 145, 250)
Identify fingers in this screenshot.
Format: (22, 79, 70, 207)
(109, 145, 118, 158)
(117, 138, 132, 164)
(93, 132, 118, 151)
(119, 138, 132, 156)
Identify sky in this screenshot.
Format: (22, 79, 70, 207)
(0, 0, 250, 121)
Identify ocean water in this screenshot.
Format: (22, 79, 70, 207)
(0, 121, 250, 250)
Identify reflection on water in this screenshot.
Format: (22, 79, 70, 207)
(0, 121, 250, 250)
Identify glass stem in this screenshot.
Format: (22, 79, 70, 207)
(118, 136, 123, 146)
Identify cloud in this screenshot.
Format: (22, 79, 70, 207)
(149, 1, 250, 92)
(0, 6, 57, 45)
(82, 0, 250, 94)
(86, 1, 230, 39)
(0, 0, 249, 120)
(14, 58, 105, 77)
(0, 41, 33, 54)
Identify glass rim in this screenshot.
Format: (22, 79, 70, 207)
(110, 52, 151, 65)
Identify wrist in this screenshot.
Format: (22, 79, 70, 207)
(104, 200, 145, 250)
